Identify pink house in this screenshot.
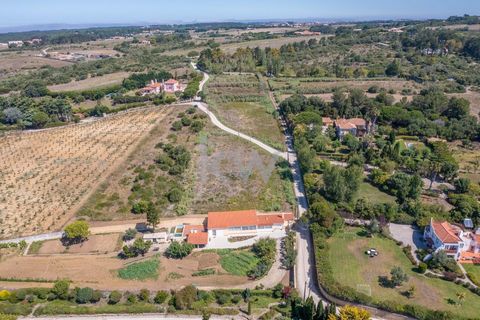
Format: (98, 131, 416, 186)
(163, 79, 180, 93)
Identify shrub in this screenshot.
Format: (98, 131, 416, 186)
(127, 293, 137, 304)
(154, 291, 169, 304)
(165, 242, 194, 259)
(231, 295, 242, 304)
(91, 290, 102, 303)
(171, 121, 182, 131)
(75, 287, 93, 304)
(123, 228, 137, 241)
(417, 262, 427, 274)
(0, 290, 11, 301)
(52, 280, 70, 300)
(138, 289, 150, 302)
(174, 285, 198, 310)
(192, 268, 216, 277)
(168, 188, 183, 203)
(108, 291, 122, 305)
(214, 290, 232, 305)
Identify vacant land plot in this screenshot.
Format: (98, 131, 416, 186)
(0, 52, 72, 78)
(47, 71, 129, 92)
(207, 74, 285, 150)
(0, 107, 170, 239)
(327, 227, 480, 318)
(221, 35, 329, 54)
(35, 234, 121, 255)
(194, 127, 293, 214)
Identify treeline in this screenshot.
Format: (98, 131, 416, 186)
(0, 95, 72, 129)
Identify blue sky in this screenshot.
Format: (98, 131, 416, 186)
(1, 0, 479, 28)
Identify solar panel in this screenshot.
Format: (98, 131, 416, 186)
(464, 218, 474, 229)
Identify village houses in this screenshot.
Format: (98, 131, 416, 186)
(140, 79, 184, 96)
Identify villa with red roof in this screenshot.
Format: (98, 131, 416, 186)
(140, 79, 184, 96)
(424, 218, 480, 262)
(334, 118, 369, 139)
(177, 210, 294, 248)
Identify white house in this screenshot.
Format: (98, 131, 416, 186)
(206, 210, 294, 240)
(424, 218, 480, 262)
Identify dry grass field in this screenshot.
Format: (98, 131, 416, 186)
(47, 71, 130, 92)
(0, 52, 72, 78)
(221, 35, 329, 54)
(0, 107, 170, 239)
(35, 234, 122, 255)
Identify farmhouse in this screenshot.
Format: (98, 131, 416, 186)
(334, 118, 368, 139)
(140, 79, 184, 96)
(424, 218, 480, 262)
(207, 210, 294, 239)
(141, 80, 163, 95)
(176, 210, 294, 248)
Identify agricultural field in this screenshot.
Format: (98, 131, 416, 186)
(326, 227, 480, 318)
(0, 107, 170, 239)
(206, 74, 285, 150)
(47, 72, 130, 92)
(215, 249, 260, 276)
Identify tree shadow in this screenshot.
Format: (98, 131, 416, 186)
(357, 230, 369, 237)
(378, 276, 394, 288)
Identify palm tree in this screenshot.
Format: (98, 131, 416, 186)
(456, 292, 466, 306)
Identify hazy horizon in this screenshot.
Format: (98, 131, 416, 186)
(1, 0, 479, 32)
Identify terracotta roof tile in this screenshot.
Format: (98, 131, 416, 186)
(182, 224, 206, 237)
(207, 210, 293, 229)
(186, 232, 208, 245)
(432, 221, 461, 243)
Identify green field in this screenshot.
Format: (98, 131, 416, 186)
(326, 228, 480, 318)
(216, 249, 259, 276)
(117, 258, 160, 280)
(463, 264, 480, 285)
(353, 180, 396, 205)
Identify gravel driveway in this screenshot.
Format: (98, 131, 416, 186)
(388, 223, 426, 252)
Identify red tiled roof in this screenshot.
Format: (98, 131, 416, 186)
(322, 117, 334, 125)
(348, 118, 367, 126)
(165, 79, 179, 84)
(182, 224, 205, 237)
(207, 210, 293, 229)
(432, 221, 461, 243)
(186, 232, 208, 245)
(335, 119, 356, 130)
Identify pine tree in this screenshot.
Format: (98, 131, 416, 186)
(314, 301, 325, 320)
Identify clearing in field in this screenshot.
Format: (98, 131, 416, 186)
(0, 107, 170, 239)
(0, 52, 73, 77)
(47, 72, 130, 92)
(327, 227, 480, 318)
(206, 74, 285, 150)
(353, 180, 396, 205)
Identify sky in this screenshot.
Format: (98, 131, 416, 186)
(1, 0, 480, 29)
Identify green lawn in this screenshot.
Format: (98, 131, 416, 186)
(463, 264, 480, 284)
(117, 257, 160, 280)
(353, 180, 396, 205)
(327, 228, 480, 318)
(216, 249, 259, 276)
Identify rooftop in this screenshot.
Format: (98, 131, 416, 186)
(207, 210, 293, 229)
(186, 232, 208, 245)
(431, 220, 462, 243)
